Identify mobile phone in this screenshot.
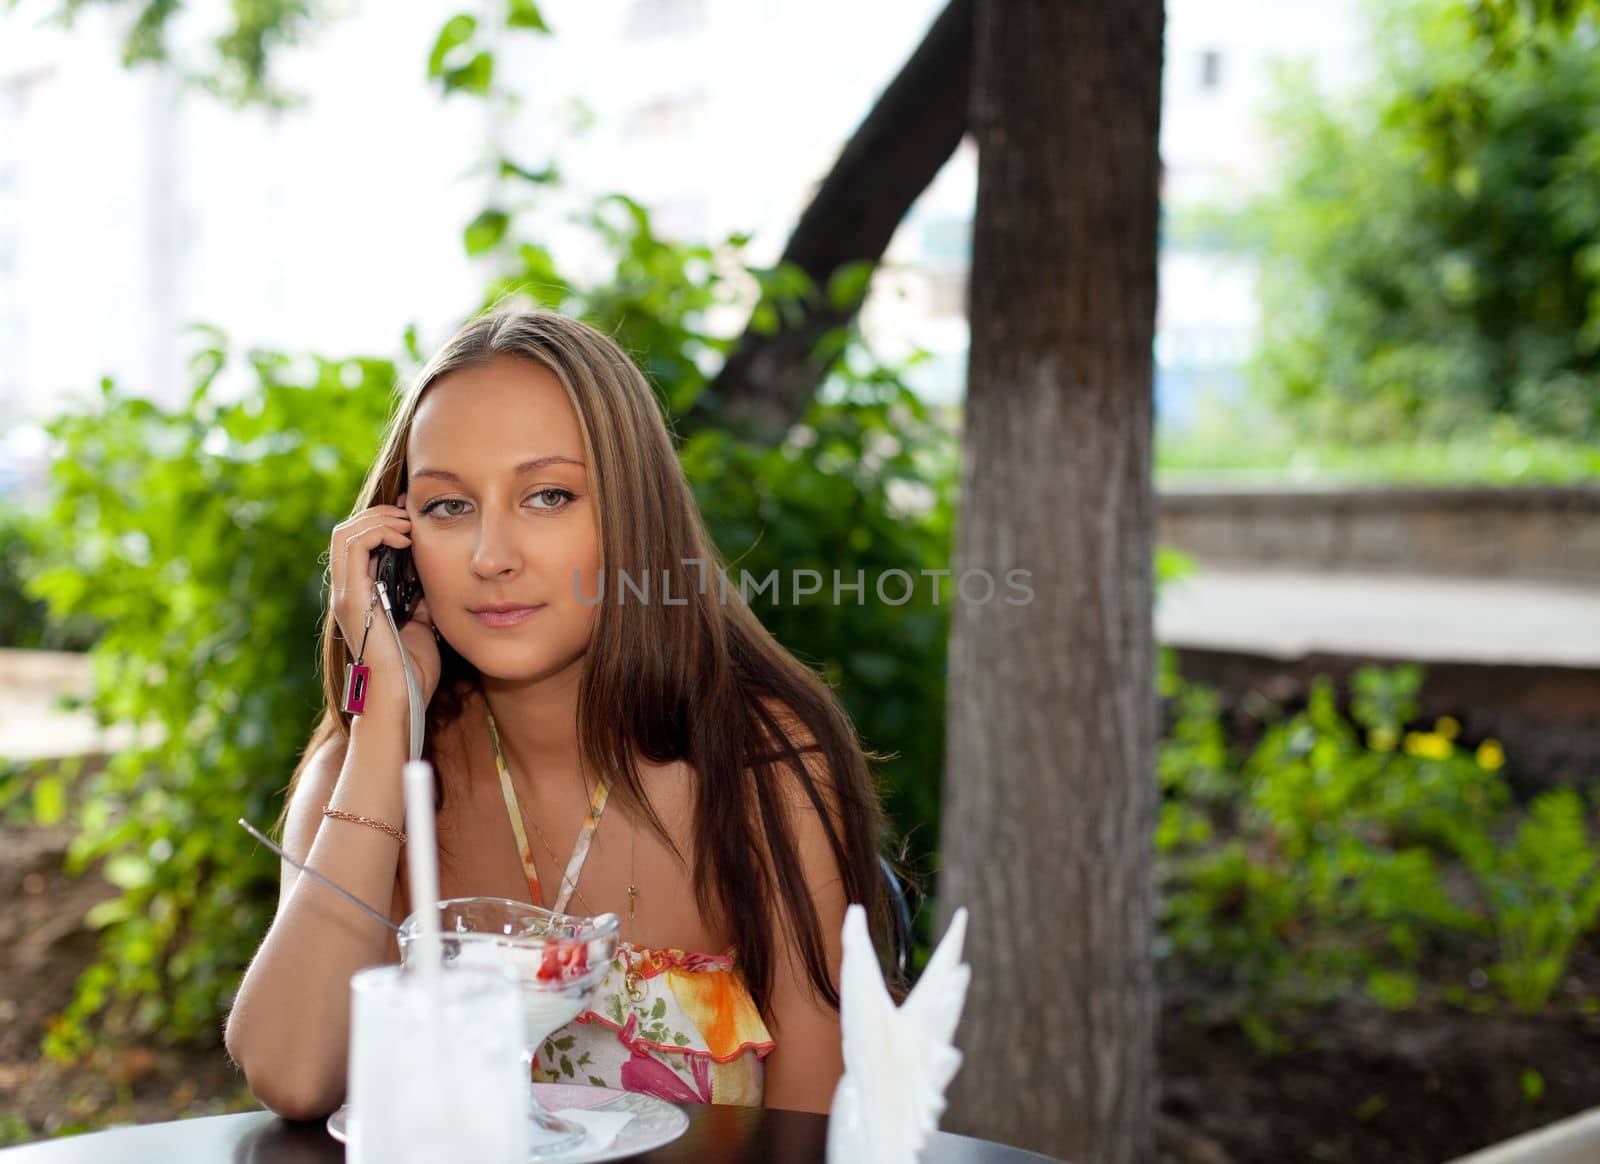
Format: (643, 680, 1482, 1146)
(374, 545, 423, 628)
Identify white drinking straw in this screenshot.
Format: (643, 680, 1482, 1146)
(402, 759, 442, 995)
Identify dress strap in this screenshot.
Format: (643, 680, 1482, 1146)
(486, 704, 609, 913)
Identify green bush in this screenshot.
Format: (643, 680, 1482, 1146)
(680, 370, 955, 873)
(29, 344, 396, 1050)
(0, 508, 97, 651)
(1155, 406, 1600, 484)
(1250, 0, 1600, 442)
(1158, 663, 1600, 1036)
(1454, 787, 1600, 1013)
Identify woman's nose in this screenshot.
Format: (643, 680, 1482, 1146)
(470, 513, 523, 578)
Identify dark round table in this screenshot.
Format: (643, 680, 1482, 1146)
(0, 1107, 1064, 1163)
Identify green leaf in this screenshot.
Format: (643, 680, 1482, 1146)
(427, 13, 477, 79)
(506, 0, 550, 32)
(498, 158, 560, 186)
(443, 51, 494, 96)
(751, 301, 779, 335)
(465, 209, 511, 255)
(1354, 1094, 1388, 1122)
(826, 261, 875, 310)
(31, 776, 65, 827)
(104, 855, 153, 890)
(84, 898, 134, 929)
(1521, 1067, 1545, 1105)
(1365, 969, 1419, 1010)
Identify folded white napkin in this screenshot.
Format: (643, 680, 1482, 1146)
(828, 905, 970, 1164)
(552, 1108, 634, 1152)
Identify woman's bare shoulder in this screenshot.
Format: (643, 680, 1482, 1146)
(752, 695, 821, 754)
(747, 697, 842, 821)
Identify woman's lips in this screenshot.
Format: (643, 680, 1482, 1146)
(472, 604, 545, 628)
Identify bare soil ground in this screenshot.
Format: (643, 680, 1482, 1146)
(0, 821, 254, 1144)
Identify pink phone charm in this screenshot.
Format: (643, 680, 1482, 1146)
(343, 594, 377, 715)
(343, 662, 370, 714)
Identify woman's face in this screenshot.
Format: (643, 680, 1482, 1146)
(404, 355, 602, 685)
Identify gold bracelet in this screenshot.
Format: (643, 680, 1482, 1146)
(321, 805, 406, 844)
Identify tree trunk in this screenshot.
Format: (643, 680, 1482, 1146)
(679, 0, 973, 445)
(937, 2, 1163, 1163)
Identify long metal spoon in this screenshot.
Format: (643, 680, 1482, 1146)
(237, 817, 401, 933)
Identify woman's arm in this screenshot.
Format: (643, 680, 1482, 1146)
(758, 748, 851, 1114)
(223, 706, 409, 1119)
(227, 503, 440, 1118)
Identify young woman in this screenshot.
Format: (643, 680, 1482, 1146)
(223, 309, 892, 1120)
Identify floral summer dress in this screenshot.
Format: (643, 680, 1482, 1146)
(486, 709, 775, 1106)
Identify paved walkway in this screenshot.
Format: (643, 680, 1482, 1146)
(1157, 569, 1600, 668)
(0, 651, 141, 764)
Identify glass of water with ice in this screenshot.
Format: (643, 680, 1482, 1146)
(347, 962, 531, 1164)
(399, 896, 621, 1156)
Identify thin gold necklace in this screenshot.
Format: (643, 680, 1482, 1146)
(524, 818, 644, 1002)
(525, 808, 598, 916)
(623, 825, 643, 1001)
(520, 775, 642, 952)
(627, 825, 638, 927)
(525, 816, 639, 929)
(500, 737, 645, 999)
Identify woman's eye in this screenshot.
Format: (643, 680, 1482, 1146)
(420, 491, 571, 516)
(528, 488, 575, 511)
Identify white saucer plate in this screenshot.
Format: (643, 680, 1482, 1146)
(326, 1081, 690, 1163)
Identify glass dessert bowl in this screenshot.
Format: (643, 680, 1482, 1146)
(399, 896, 621, 1156)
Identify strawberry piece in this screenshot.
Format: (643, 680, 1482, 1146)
(535, 947, 563, 982)
(562, 943, 589, 976)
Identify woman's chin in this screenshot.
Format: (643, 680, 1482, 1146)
(456, 642, 587, 687)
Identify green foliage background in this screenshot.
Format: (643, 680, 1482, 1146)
(25, 345, 399, 1049)
(1250, 0, 1600, 442)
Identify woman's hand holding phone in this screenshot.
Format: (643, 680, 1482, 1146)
(329, 501, 442, 714)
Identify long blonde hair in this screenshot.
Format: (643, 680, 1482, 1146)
(290, 309, 890, 1014)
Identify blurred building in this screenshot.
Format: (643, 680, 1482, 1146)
(1157, 0, 1368, 427)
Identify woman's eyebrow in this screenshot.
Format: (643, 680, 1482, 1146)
(410, 455, 587, 484)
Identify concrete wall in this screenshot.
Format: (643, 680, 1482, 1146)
(1158, 485, 1600, 584)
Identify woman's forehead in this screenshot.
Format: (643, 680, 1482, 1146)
(408, 357, 585, 469)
